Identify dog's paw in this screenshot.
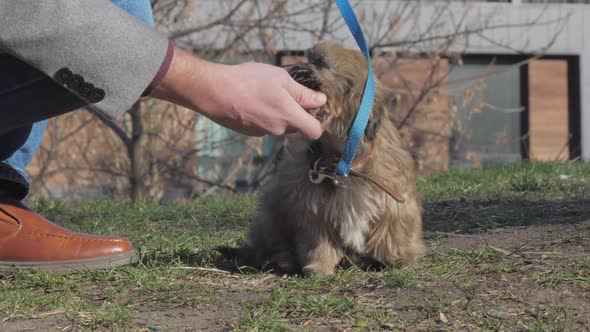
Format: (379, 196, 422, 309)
(302, 264, 335, 277)
(270, 252, 299, 274)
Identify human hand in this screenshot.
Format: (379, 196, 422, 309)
(151, 47, 326, 139)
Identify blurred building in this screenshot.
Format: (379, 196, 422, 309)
(272, 0, 589, 168)
(29, 0, 590, 199)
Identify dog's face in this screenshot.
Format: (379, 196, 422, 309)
(286, 42, 392, 143)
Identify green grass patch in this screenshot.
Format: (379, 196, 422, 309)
(532, 260, 590, 286)
(419, 160, 590, 202)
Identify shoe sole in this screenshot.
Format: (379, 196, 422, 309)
(0, 251, 139, 274)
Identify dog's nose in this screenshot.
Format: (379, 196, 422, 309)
(283, 63, 320, 91)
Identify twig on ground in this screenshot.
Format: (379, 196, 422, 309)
(171, 266, 231, 274)
(31, 309, 66, 319)
(425, 231, 477, 238)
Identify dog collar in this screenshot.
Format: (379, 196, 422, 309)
(308, 158, 406, 204)
(307, 141, 406, 203)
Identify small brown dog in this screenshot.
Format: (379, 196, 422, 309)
(221, 42, 425, 276)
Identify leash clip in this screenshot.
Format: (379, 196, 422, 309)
(309, 159, 341, 185)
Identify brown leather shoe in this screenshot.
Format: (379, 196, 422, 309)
(0, 197, 138, 273)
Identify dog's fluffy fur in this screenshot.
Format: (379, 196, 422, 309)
(222, 42, 425, 276)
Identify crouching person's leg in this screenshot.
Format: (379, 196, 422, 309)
(0, 0, 158, 273)
(0, 122, 139, 273)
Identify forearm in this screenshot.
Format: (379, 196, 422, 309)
(151, 47, 225, 116)
(150, 46, 326, 139)
(150, 46, 273, 134)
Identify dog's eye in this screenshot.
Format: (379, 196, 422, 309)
(312, 57, 329, 69)
(309, 52, 329, 69)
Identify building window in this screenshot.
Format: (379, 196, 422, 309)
(448, 62, 523, 166)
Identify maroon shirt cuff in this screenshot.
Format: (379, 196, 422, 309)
(142, 41, 174, 96)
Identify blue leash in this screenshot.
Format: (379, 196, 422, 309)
(334, 0, 375, 177)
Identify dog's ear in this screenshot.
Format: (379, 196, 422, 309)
(364, 85, 394, 141)
(364, 107, 383, 142)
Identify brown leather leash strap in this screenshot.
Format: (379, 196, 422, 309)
(349, 170, 406, 203)
(349, 138, 380, 168)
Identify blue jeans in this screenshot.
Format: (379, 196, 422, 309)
(0, 0, 155, 199)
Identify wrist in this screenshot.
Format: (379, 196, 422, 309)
(142, 42, 175, 97)
(150, 46, 226, 116)
(150, 46, 191, 103)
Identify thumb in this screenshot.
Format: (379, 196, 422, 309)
(285, 79, 327, 109)
(282, 93, 324, 140)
